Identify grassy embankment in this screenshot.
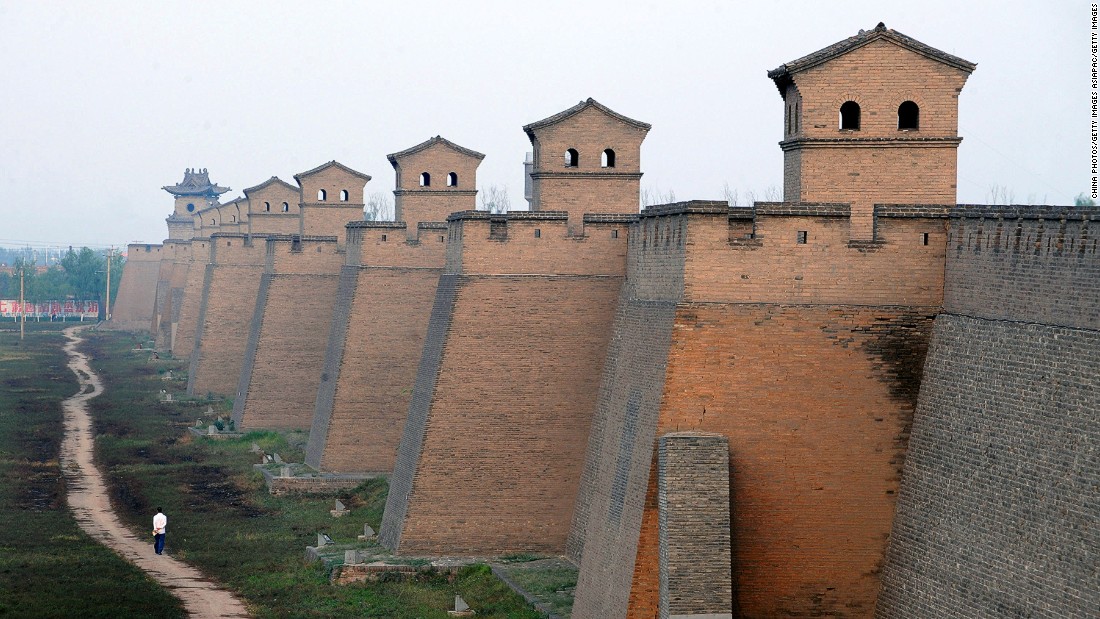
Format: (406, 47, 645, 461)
(83, 328, 544, 618)
(0, 323, 185, 618)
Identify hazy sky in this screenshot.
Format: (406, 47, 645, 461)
(0, 1, 1087, 248)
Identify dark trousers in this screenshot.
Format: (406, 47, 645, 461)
(154, 533, 165, 554)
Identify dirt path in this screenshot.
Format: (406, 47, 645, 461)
(59, 326, 250, 618)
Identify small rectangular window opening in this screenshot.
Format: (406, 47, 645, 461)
(534, 229, 541, 238)
(797, 231, 808, 244)
(611, 229, 619, 239)
(381, 234, 387, 242)
(922, 232, 929, 246)
(440, 235, 445, 242)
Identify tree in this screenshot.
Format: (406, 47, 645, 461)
(479, 185, 511, 214)
(61, 248, 104, 300)
(1074, 193, 1096, 206)
(641, 186, 676, 208)
(365, 192, 394, 221)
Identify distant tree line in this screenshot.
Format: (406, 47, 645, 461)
(0, 247, 124, 306)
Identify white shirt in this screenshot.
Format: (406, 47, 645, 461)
(153, 512, 167, 534)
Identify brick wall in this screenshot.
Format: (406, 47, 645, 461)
(380, 273, 623, 555)
(943, 207, 1099, 328)
(171, 238, 213, 358)
(305, 222, 449, 470)
(657, 432, 732, 619)
(152, 241, 193, 351)
(877, 205, 1100, 618)
(877, 315, 1098, 618)
(109, 243, 162, 332)
(231, 237, 343, 430)
(186, 235, 267, 397)
(571, 203, 943, 618)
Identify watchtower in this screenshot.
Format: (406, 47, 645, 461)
(293, 161, 371, 245)
(387, 136, 485, 239)
(768, 23, 975, 238)
(162, 168, 230, 240)
(523, 98, 650, 233)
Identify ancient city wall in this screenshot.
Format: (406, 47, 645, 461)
(380, 212, 631, 555)
(172, 237, 214, 358)
(572, 203, 948, 618)
(231, 236, 343, 430)
(152, 240, 193, 350)
(186, 234, 268, 397)
(109, 243, 162, 332)
(877, 207, 1100, 618)
(306, 222, 449, 473)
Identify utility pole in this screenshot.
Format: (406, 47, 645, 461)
(105, 247, 114, 322)
(19, 264, 24, 340)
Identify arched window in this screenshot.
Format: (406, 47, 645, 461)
(264, 201, 271, 212)
(282, 202, 289, 212)
(565, 148, 578, 168)
(898, 101, 919, 130)
(840, 101, 860, 130)
(447, 172, 458, 187)
(317, 189, 327, 201)
(340, 189, 349, 201)
(420, 172, 431, 187)
(601, 149, 616, 168)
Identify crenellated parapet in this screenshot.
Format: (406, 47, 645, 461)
(343, 221, 449, 269)
(627, 200, 949, 308)
(442, 210, 632, 276)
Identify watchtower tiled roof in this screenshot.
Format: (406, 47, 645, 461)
(242, 176, 299, 196)
(523, 97, 651, 141)
(386, 136, 486, 168)
(162, 168, 231, 197)
(293, 160, 372, 184)
(767, 22, 977, 96)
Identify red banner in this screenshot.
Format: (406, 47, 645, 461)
(0, 300, 100, 317)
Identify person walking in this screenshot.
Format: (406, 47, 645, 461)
(152, 507, 167, 555)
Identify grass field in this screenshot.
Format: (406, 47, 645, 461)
(0, 323, 186, 618)
(80, 328, 545, 618)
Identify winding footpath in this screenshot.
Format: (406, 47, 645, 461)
(59, 326, 250, 618)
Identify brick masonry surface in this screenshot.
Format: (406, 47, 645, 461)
(109, 244, 162, 331)
(944, 211, 1099, 329)
(231, 238, 343, 430)
(187, 237, 267, 397)
(658, 432, 733, 619)
(572, 204, 941, 619)
(569, 290, 680, 619)
(305, 265, 443, 473)
(877, 207, 1099, 618)
(171, 238, 213, 358)
(875, 315, 1099, 618)
(380, 274, 623, 555)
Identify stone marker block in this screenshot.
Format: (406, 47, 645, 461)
(272, 453, 283, 464)
(250, 442, 261, 453)
(358, 524, 377, 541)
(208, 425, 217, 435)
(331, 499, 349, 518)
(280, 466, 291, 478)
(344, 549, 359, 565)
